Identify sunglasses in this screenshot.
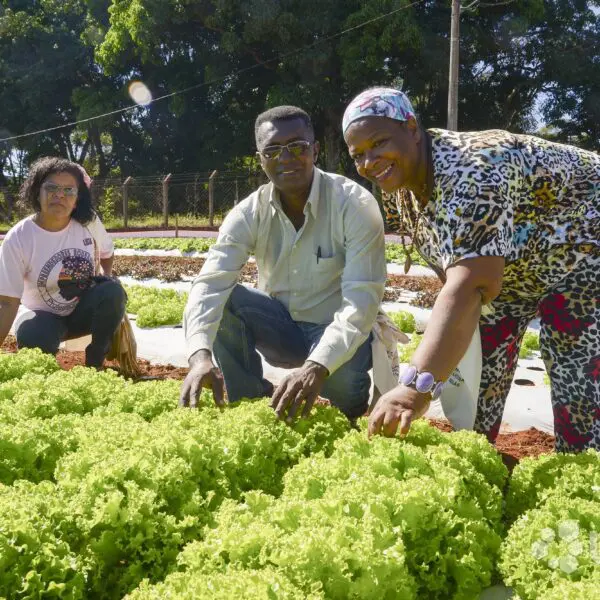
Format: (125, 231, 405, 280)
(258, 140, 312, 161)
(42, 183, 78, 197)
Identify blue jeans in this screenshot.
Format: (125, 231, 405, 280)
(15, 279, 127, 368)
(213, 284, 372, 419)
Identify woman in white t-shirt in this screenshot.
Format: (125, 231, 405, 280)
(0, 156, 126, 368)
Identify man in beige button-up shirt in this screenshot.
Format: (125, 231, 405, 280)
(180, 105, 386, 421)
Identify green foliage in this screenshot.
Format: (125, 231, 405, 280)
(500, 497, 600, 599)
(127, 567, 318, 600)
(398, 333, 422, 363)
(542, 574, 600, 600)
(94, 378, 185, 420)
(0, 367, 127, 423)
(385, 243, 426, 267)
(519, 331, 541, 358)
(0, 347, 59, 383)
(0, 414, 82, 485)
(387, 310, 416, 333)
(0, 480, 87, 599)
(124, 284, 188, 327)
(505, 450, 600, 523)
(1, 351, 587, 598)
(184, 424, 504, 599)
(113, 237, 217, 254)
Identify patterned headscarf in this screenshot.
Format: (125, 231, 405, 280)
(342, 87, 416, 134)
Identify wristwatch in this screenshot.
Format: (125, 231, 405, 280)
(399, 365, 445, 400)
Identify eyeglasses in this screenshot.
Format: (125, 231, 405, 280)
(258, 140, 312, 160)
(42, 183, 78, 197)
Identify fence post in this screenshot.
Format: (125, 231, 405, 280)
(6, 190, 12, 222)
(208, 170, 218, 227)
(234, 178, 239, 205)
(162, 173, 171, 228)
(122, 176, 132, 228)
(194, 173, 200, 215)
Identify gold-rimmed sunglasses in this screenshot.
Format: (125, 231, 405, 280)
(257, 140, 312, 161)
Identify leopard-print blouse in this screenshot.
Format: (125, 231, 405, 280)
(383, 129, 600, 299)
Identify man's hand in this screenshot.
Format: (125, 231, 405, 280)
(270, 361, 328, 423)
(179, 349, 225, 408)
(368, 385, 430, 438)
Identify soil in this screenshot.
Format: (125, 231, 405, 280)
(428, 417, 555, 471)
(1, 335, 189, 381)
(113, 255, 259, 286)
(112, 255, 443, 308)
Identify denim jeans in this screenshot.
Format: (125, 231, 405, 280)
(15, 279, 127, 368)
(213, 284, 372, 419)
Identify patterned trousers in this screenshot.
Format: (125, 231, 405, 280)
(474, 257, 600, 452)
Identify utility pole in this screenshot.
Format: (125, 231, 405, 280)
(447, 0, 460, 130)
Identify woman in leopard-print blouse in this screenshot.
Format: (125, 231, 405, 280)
(343, 86, 600, 452)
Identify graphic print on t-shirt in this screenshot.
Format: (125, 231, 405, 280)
(37, 248, 94, 313)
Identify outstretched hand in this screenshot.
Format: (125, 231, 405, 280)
(179, 350, 225, 408)
(368, 385, 430, 438)
(270, 361, 328, 423)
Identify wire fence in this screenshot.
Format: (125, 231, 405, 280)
(92, 171, 269, 228)
(0, 171, 391, 231)
(0, 171, 268, 229)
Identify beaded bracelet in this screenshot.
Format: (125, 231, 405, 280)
(399, 365, 445, 400)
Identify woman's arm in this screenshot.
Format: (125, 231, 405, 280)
(100, 255, 114, 277)
(369, 255, 505, 437)
(412, 256, 504, 380)
(0, 295, 20, 348)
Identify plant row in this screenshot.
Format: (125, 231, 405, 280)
(113, 237, 426, 267)
(0, 348, 590, 599)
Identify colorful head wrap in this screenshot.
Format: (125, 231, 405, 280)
(342, 87, 416, 133)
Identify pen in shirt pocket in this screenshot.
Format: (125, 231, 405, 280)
(316, 246, 321, 264)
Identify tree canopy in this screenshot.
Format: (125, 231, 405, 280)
(1, 0, 599, 183)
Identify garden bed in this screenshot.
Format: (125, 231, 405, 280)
(112, 255, 442, 307)
(1, 335, 554, 466)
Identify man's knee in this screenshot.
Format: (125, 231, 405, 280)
(227, 284, 270, 316)
(323, 369, 371, 419)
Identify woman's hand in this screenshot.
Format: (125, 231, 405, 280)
(368, 385, 430, 437)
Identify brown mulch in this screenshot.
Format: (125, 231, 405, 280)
(495, 427, 556, 470)
(113, 255, 442, 308)
(428, 417, 555, 471)
(113, 255, 258, 286)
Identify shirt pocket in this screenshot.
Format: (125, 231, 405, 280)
(312, 253, 345, 292)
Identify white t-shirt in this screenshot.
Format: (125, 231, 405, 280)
(0, 215, 114, 316)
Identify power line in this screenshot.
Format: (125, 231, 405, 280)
(0, 0, 424, 143)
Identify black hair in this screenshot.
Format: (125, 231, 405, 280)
(19, 156, 95, 225)
(254, 105, 314, 148)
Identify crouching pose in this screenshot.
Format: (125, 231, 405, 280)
(180, 105, 386, 421)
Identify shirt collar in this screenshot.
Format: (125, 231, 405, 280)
(268, 167, 322, 219)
